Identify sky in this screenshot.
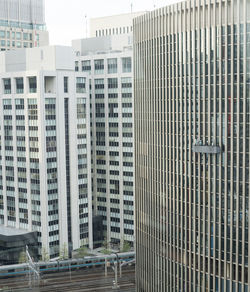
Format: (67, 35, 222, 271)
(45, 0, 181, 46)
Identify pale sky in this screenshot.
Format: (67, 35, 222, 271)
(45, 0, 181, 46)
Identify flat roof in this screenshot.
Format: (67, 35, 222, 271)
(0, 225, 31, 236)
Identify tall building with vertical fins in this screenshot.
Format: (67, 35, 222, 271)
(134, 0, 250, 291)
(0, 0, 49, 51)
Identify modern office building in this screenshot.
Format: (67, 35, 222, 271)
(134, 0, 250, 291)
(73, 34, 135, 248)
(0, 0, 49, 51)
(0, 46, 92, 258)
(89, 12, 145, 38)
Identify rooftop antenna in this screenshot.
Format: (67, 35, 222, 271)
(131, 2, 133, 13)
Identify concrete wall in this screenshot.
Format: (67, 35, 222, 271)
(72, 35, 133, 56)
(0, 46, 75, 73)
(89, 12, 146, 37)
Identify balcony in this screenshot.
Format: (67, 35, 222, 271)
(44, 76, 56, 94)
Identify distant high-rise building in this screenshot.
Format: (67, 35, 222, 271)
(0, 0, 49, 51)
(0, 46, 92, 258)
(73, 34, 135, 248)
(134, 0, 250, 291)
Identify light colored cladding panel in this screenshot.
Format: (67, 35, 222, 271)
(135, 0, 249, 291)
(0, 0, 45, 24)
(8, 0, 19, 21)
(0, 0, 8, 20)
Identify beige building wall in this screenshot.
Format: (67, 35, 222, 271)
(89, 12, 146, 38)
(134, 0, 250, 291)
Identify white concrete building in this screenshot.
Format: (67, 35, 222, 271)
(89, 12, 145, 38)
(0, 0, 49, 51)
(0, 13, 137, 257)
(73, 35, 135, 248)
(0, 46, 92, 258)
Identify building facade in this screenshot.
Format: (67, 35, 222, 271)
(73, 35, 135, 248)
(89, 12, 145, 38)
(0, 0, 49, 51)
(0, 46, 92, 258)
(134, 0, 250, 291)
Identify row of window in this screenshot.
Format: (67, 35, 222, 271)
(2, 77, 36, 94)
(76, 57, 132, 74)
(94, 77, 132, 89)
(0, 40, 33, 50)
(0, 19, 45, 31)
(95, 26, 133, 37)
(0, 31, 33, 41)
(1, 76, 86, 95)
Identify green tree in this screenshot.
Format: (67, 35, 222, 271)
(121, 241, 131, 252)
(77, 245, 88, 258)
(102, 237, 108, 249)
(101, 237, 111, 254)
(18, 250, 27, 264)
(101, 248, 112, 255)
(41, 247, 49, 262)
(59, 243, 68, 260)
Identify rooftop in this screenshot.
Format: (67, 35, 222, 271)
(0, 225, 31, 237)
(0, 46, 75, 73)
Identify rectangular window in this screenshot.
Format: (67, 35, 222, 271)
(15, 98, 24, 110)
(28, 77, 37, 93)
(23, 33, 28, 40)
(64, 77, 68, 93)
(75, 61, 79, 72)
(76, 77, 86, 93)
(121, 77, 132, 88)
(94, 59, 104, 74)
(3, 78, 11, 94)
(108, 78, 118, 89)
(16, 32, 21, 40)
(95, 78, 104, 89)
(109, 103, 118, 117)
(16, 78, 24, 94)
(0, 30, 5, 38)
(95, 103, 105, 118)
(77, 98, 86, 119)
(107, 58, 117, 74)
(108, 93, 118, 99)
(82, 60, 91, 72)
(122, 57, 132, 73)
